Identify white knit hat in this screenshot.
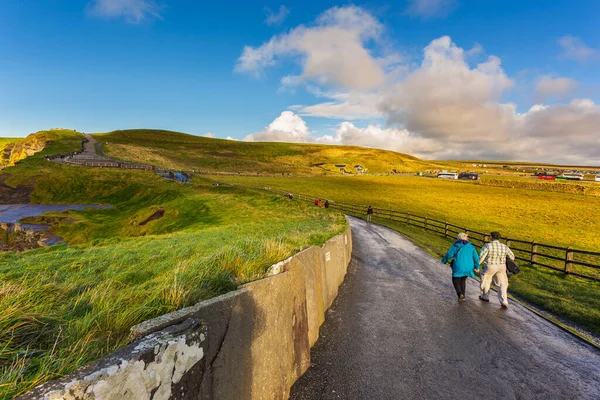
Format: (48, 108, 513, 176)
(457, 232, 468, 241)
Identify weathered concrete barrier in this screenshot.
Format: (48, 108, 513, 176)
(21, 225, 352, 400)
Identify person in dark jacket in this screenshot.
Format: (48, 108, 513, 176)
(324, 200, 329, 208)
(441, 232, 480, 302)
(366, 205, 373, 223)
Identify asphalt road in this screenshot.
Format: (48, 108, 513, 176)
(290, 217, 600, 400)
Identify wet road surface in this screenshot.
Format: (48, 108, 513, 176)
(290, 217, 600, 400)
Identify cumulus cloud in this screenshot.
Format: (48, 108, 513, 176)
(244, 111, 312, 142)
(404, 0, 457, 19)
(381, 36, 515, 142)
(558, 36, 597, 61)
(245, 102, 600, 164)
(265, 5, 290, 26)
(238, 7, 600, 164)
(203, 132, 216, 138)
(326, 122, 446, 158)
(236, 6, 385, 90)
(293, 92, 382, 120)
(87, 0, 163, 23)
(534, 75, 578, 101)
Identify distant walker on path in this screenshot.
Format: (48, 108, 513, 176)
(366, 205, 373, 223)
(441, 232, 480, 302)
(478, 231, 515, 308)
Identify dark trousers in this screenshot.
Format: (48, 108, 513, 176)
(452, 276, 467, 297)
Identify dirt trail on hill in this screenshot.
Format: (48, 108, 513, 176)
(291, 216, 600, 400)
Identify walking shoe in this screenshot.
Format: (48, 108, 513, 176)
(479, 295, 489, 303)
(501, 303, 509, 309)
(458, 295, 466, 303)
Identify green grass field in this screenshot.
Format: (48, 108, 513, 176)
(212, 174, 600, 337)
(0, 130, 346, 398)
(213, 175, 600, 251)
(3, 128, 599, 397)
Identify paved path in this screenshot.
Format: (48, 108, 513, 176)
(290, 217, 600, 400)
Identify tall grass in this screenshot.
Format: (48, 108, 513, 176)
(0, 133, 347, 398)
(214, 175, 600, 340)
(1, 202, 345, 398)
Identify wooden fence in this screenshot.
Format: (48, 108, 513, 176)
(267, 188, 600, 281)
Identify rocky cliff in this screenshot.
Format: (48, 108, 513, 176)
(0, 132, 47, 170)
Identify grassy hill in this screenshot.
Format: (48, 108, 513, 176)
(94, 129, 442, 174)
(0, 129, 346, 398)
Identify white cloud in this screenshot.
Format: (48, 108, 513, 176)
(466, 43, 484, 57)
(404, 0, 456, 19)
(87, 0, 163, 23)
(236, 6, 385, 91)
(265, 5, 290, 26)
(381, 36, 515, 142)
(558, 35, 597, 61)
(245, 103, 600, 164)
(244, 111, 312, 142)
(327, 122, 445, 158)
(534, 75, 578, 101)
(238, 7, 600, 164)
(294, 92, 382, 120)
(203, 132, 216, 138)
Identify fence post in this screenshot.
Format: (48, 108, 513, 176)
(482, 233, 488, 243)
(506, 238, 512, 248)
(531, 241, 537, 264)
(444, 222, 448, 237)
(564, 247, 573, 274)
(424, 217, 428, 231)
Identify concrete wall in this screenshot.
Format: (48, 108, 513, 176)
(21, 225, 352, 400)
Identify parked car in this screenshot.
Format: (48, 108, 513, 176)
(557, 173, 584, 181)
(458, 172, 479, 180)
(437, 172, 458, 179)
(596, 175, 600, 182)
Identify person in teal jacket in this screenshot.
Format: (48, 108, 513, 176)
(441, 232, 480, 302)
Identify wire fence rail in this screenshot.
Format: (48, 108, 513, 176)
(263, 187, 600, 281)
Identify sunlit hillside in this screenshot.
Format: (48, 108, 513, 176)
(95, 129, 443, 174)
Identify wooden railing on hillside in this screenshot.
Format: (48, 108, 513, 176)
(264, 187, 600, 281)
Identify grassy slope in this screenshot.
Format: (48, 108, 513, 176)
(94, 129, 441, 174)
(0, 131, 346, 398)
(214, 175, 600, 337)
(214, 175, 600, 251)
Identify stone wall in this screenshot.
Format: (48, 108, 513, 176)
(21, 225, 352, 400)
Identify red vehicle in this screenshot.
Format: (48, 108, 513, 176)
(537, 175, 556, 180)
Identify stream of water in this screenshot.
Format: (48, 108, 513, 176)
(0, 204, 108, 247)
(0, 204, 106, 224)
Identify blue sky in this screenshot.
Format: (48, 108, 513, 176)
(1, 0, 599, 163)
